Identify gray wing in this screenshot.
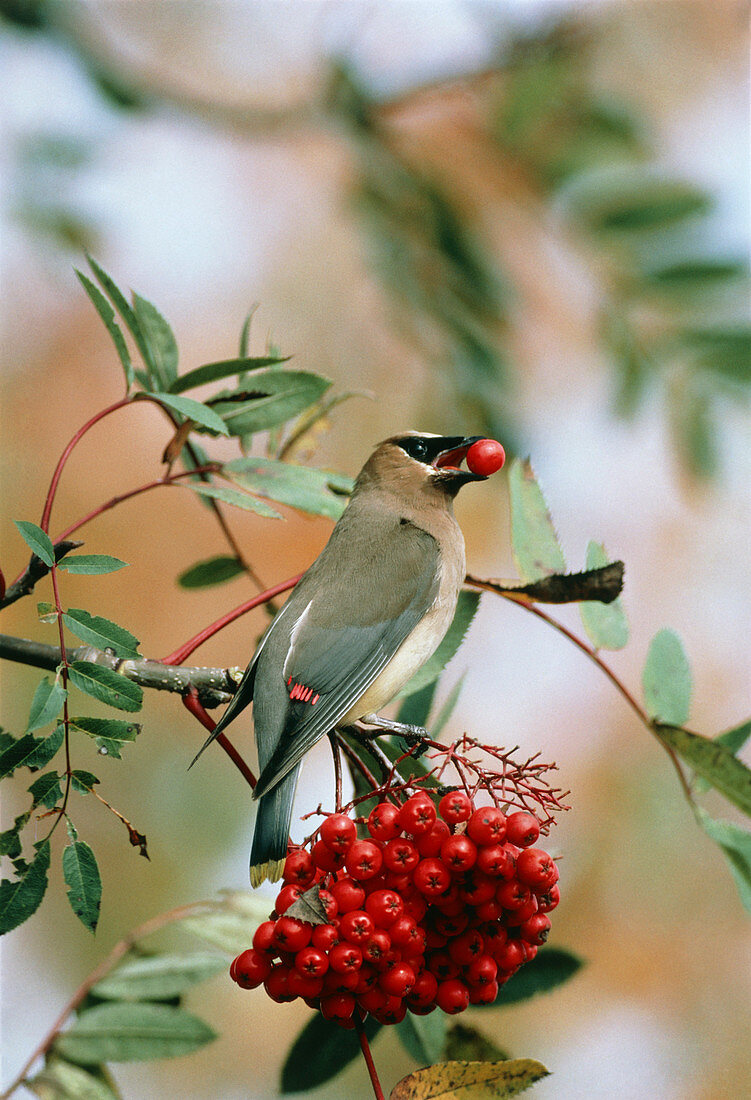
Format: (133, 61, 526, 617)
(252, 518, 440, 797)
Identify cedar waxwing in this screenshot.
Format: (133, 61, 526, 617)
(192, 432, 491, 886)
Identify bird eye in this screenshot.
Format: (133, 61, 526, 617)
(410, 439, 428, 460)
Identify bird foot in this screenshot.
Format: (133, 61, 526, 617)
(356, 714, 430, 744)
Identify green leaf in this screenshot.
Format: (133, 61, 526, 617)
(177, 556, 245, 589)
(132, 294, 178, 388)
(28, 1057, 120, 1100)
(71, 770, 100, 793)
(642, 628, 692, 725)
(225, 457, 353, 520)
(695, 807, 751, 913)
(0, 812, 31, 860)
(26, 724, 65, 769)
(670, 379, 718, 479)
(432, 674, 467, 737)
(38, 602, 59, 624)
(91, 952, 226, 1001)
(390, 1058, 550, 1099)
(397, 1010, 447, 1066)
(209, 369, 332, 436)
(485, 947, 584, 1007)
(563, 171, 712, 234)
(443, 1024, 509, 1064)
(579, 542, 629, 650)
(76, 269, 134, 389)
(62, 838, 102, 933)
(68, 663, 143, 713)
(280, 1013, 382, 1093)
(59, 555, 129, 575)
(398, 680, 438, 728)
(178, 482, 281, 518)
(86, 256, 151, 367)
(0, 732, 50, 778)
(0, 839, 50, 935)
(168, 355, 289, 394)
(54, 1003, 216, 1064)
(29, 772, 63, 809)
(69, 716, 140, 758)
(681, 324, 751, 382)
(15, 520, 55, 567)
(644, 259, 747, 291)
(62, 610, 140, 659)
(398, 591, 480, 698)
(508, 459, 567, 582)
(716, 718, 751, 755)
(27, 678, 67, 733)
(145, 392, 229, 436)
(655, 725, 751, 816)
(178, 891, 270, 954)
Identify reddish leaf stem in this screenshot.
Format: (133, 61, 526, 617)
(161, 574, 301, 666)
(355, 1014, 385, 1100)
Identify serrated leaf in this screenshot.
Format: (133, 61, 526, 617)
(0, 839, 50, 935)
(286, 883, 330, 925)
(26, 724, 65, 769)
(27, 678, 67, 732)
(76, 269, 134, 389)
(443, 1024, 509, 1064)
(69, 716, 140, 758)
(58, 555, 129, 575)
(54, 1003, 216, 1064)
(29, 772, 63, 809)
(655, 725, 751, 816)
(226, 457, 353, 520)
(68, 663, 143, 713)
(508, 459, 566, 582)
(398, 592, 480, 698)
(579, 542, 629, 650)
(432, 674, 467, 737)
(280, 1013, 382, 1093)
(62, 839, 102, 933)
(91, 952, 226, 1001)
(177, 555, 245, 589)
(71, 770, 100, 793)
(209, 369, 332, 436)
(86, 256, 152, 369)
(695, 807, 751, 913)
(0, 812, 31, 859)
(132, 294, 178, 388)
(398, 680, 439, 729)
(179, 482, 281, 518)
(481, 947, 584, 1008)
(146, 392, 229, 436)
(168, 355, 289, 394)
(397, 1010, 447, 1066)
(15, 520, 55, 567)
(642, 628, 692, 725)
(178, 892, 270, 954)
(0, 733, 47, 778)
(62, 610, 140, 659)
(37, 602, 59, 624)
(28, 1057, 120, 1100)
(390, 1058, 549, 1099)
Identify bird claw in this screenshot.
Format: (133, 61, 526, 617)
(357, 714, 430, 744)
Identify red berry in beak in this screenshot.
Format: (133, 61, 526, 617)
(466, 439, 505, 476)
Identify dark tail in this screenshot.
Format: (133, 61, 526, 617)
(249, 764, 300, 887)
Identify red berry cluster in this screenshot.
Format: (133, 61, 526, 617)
(230, 791, 558, 1027)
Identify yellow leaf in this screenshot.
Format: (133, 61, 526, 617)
(390, 1058, 550, 1100)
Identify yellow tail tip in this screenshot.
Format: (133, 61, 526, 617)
(249, 858, 285, 888)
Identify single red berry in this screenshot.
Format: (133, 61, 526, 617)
(448, 928, 484, 967)
(264, 964, 296, 1003)
(415, 818, 451, 857)
(311, 839, 345, 873)
(505, 811, 540, 848)
(432, 881, 464, 916)
(469, 980, 499, 1005)
(320, 992, 356, 1022)
(384, 837, 420, 873)
(398, 794, 437, 836)
(459, 871, 497, 906)
(330, 877, 366, 914)
(466, 438, 506, 476)
(440, 833, 478, 873)
(389, 913, 419, 947)
(438, 790, 474, 824)
(380, 962, 416, 997)
(253, 920, 277, 954)
(521, 942, 538, 962)
(288, 970, 324, 999)
(466, 954, 497, 987)
(436, 978, 470, 1015)
(483, 923, 508, 956)
(373, 994, 407, 1025)
(515, 848, 559, 890)
(537, 884, 561, 913)
(385, 871, 413, 896)
(368, 802, 402, 841)
(413, 858, 450, 897)
(496, 880, 532, 911)
(363, 929, 392, 967)
(407, 968, 439, 1007)
(312, 923, 339, 952)
(505, 895, 538, 926)
(357, 987, 388, 1015)
(519, 912, 551, 946)
(339, 910, 375, 945)
(365, 889, 404, 928)
(324, 968, 360, 993)
(283, 848, 316, 887)
(403, 894, 428, 922)
(495, 938, 525, 972)
(344, 839, 383, 880)
(317, 888, 338, 921)
(476, 843, 514, 879)
(273, 916, 312, 953)
(320, 813, 357, 853)
(466, 806, 507, 846)
(474, 899, 503, 922)
(355, 965, 378, 995)
(232, 948, 272, 989)
(329, 942, 363, 974)
(295, 945, 329, 977)
(433, 912, 469, 939)
(275, 884, 303, 914)
(428, 951, 460, 981)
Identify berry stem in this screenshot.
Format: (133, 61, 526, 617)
(355, 1014, 385, 1100)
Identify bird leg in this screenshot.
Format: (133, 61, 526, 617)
(353, 713, 431, 745)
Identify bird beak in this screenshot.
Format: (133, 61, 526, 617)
(432, 436, 487, 482)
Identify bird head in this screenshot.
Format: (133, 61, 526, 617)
(358, 432, 488, 499)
